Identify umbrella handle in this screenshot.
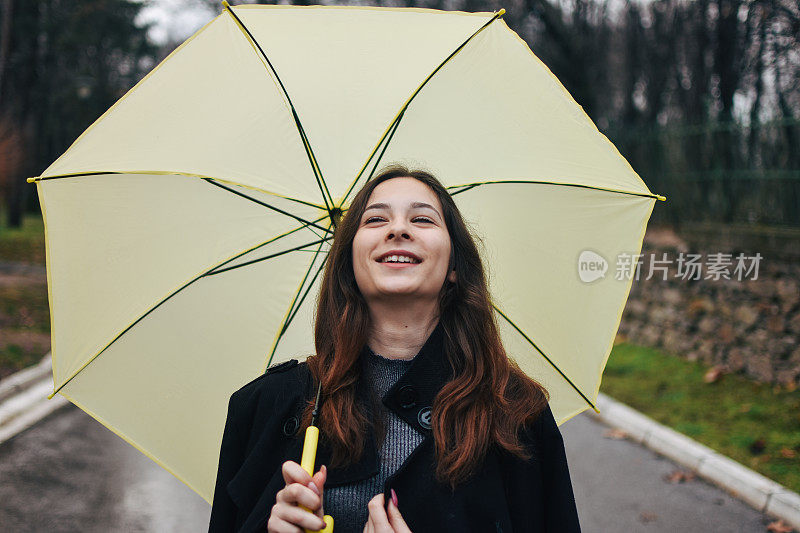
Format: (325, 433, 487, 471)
(300, 425, 334, 533)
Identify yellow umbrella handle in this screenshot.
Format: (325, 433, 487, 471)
(300, 425, 334, 533)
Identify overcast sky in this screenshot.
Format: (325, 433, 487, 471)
(135, 0, 219, 45)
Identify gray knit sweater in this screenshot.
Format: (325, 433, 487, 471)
(323, 348, 425, 532)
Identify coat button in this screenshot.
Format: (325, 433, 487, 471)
(283, 416, 299, 436)
(417, 407, 432, 430)
(397, 386, 417, 409)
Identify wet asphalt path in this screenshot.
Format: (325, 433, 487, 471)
(0, 403, 774, 532)
(0, 404, 210, 532)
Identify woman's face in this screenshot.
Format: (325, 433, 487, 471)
(352, 177, 455, 306)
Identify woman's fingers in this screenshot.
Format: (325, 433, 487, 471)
(268, 502, 326, 532)
(364, 493, 395, 533)
(276, 482, 321, 510)
(311, 464, 327, 493)
(280, 504, 327, 531)
(267, 513, 303, 533)
(281, 460, 312, 486)
(387, 498, 412, 533)
(310, 464, 327, 518)
(363, 492, 412, 533)
(269, 461, 329, 532)
(362, 508, 374, 533)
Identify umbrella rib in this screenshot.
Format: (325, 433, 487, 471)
(365, 108, 406, 185)
(447, 179, 666, 201)
(203, 178, 331, 234)
(447, 184, 480, 196)
(263, 241, 330, 369)
(222, 2, 334, 213)
(340, 9, 507, 204)
(282, 252, 328, 337)
(27, 171, 326, 210)
(205, 236, 331, 277)
(48, 217, 328, 398)
(492, 304, 598, 412)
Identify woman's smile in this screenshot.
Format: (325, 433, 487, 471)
(376, 250, 423, 267)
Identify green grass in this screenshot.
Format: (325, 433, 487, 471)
(0, 344, 45, 380)
(0, 208, 46, 264)
(601, 342, 800, 493)
(0, 284, 50, 332)
(0, 206, 49, 378)
(0, 283, 51, 380)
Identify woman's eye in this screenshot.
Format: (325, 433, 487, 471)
(364, 216, 433, 224)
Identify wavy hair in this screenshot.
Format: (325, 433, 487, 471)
(299, 164, 549, 489)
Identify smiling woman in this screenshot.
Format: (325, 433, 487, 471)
(352, 177, 457, 322)
(208, 164, 581, 533)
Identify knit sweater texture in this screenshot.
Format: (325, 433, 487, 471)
(323, 348, 425, 532)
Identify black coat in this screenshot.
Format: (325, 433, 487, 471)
(208, 323, 581, 533)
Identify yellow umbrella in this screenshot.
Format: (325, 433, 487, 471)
(29, 3, 665, 503)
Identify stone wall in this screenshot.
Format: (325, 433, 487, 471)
(616, 227, 800, 386)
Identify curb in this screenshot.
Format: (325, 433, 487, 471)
(589, 392, 800, 530)
(0, 353, 68, 445)
(0, 353, 52, 404)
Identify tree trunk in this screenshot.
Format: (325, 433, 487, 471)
(0, 0, 13, 108)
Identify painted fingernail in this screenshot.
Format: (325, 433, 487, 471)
(391, 488, 398, 507)
(322, 464, 327, 475)
(309, 482, 320, 495)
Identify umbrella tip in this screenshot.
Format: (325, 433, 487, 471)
(26, 177, 37, 184)
(656, 194, 666, 201)
(221, 0, 230, 8)
(497, 8, 506, 16)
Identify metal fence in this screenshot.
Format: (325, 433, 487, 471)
(608, 118, 800, 229)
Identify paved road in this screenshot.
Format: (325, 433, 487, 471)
(1, 404, 209, 532)
(562, 412, 772, 532)
(0, 403, 775, 532)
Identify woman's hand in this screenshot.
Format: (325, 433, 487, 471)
(362, 491, 412, 533)
(268, 460, 327, 533)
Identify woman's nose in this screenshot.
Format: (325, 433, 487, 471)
(386, 218, 411, 240)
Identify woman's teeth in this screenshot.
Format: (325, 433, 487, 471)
(381, 255, 419, 263)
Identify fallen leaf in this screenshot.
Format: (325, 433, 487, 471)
(638, 511, 658, 523)
(603, 428, 629, 440)
(779, 448, 796, 459)
(766, 519, 794, 532)
(739, 403, 752, 413)
(704, 366, 725, 383)
(664, 469, 696, 483)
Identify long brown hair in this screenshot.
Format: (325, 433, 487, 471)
(299, 164, 549, 489)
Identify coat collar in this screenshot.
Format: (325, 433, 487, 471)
(297, 320, 452, 487)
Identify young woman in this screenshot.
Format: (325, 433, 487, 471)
(208, 165, 581, 533)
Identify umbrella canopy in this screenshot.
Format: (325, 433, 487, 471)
(31, 4, 664, 502)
